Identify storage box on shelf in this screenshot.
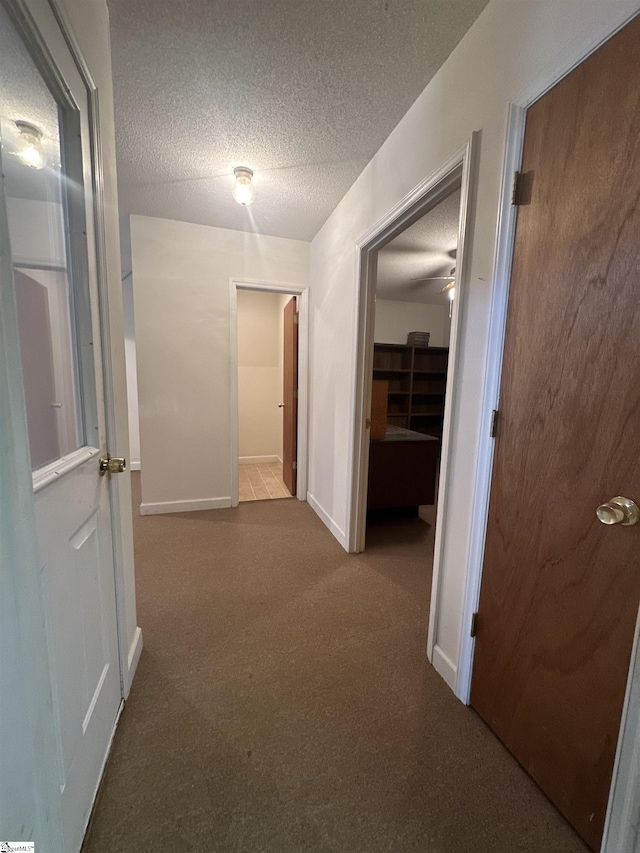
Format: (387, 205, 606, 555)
(372, 343, 449, 440)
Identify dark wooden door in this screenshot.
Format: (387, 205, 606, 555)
(282, 297, 298, 495)
(470, 15, 640, 851)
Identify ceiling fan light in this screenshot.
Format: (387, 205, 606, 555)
(14, 120, 45, 169)
(232, 166, 255, 206)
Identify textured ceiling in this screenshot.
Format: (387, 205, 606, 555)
(107, 0, 488, 241)
(377, 188, 461, 305)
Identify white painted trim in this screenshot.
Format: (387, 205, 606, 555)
(140, 496, 232, 515)
(239, 455, 280, 465)
(32, 445, 100, 492)
(431, 644, 457, 693)
(126, 625, 143, 680)
(307, 492, 348, 550)
(129, 460, 141, 471)
(229, 278, 310, 508)
(603, 606, 640, 853)
(348, 138, 475, 557)
(426, 137, 477, 669)
(455, 104, 526, 704)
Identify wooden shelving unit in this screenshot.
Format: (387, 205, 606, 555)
(372, 343, 449, 438)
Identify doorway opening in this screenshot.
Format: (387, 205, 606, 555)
(229, 279, 309, 508)
(236, 289, 296, 502)
(366, 186, 460, 551)
(349, 140, 475, 684)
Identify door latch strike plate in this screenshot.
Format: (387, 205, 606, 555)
(470, 612, 479, 638)
(512, 170, 533, 205)
(490, 409, 499, 438)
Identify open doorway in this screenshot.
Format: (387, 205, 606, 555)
(229, 280, 309, 508)
(235, 288, 296, 502)
(349, 140, 475, 688)
(366, 187, 460, 548)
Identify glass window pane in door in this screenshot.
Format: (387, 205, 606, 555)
(0, 5, 84, 470)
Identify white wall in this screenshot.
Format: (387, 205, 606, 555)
(308, 0, 640, 683)
(131, 215, 309, 513)
(120, 217, 141, 468)
(374, 298, 450, 347)
(237, 289, 284, 462)
(6, 198, 66, 267)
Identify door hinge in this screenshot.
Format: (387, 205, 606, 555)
(511, 170, 533, 206)
(293, 312, 299, 325)
(470, 612, 479, 638)
(293, 461, 297, 470)
(490, 409, 499, 438)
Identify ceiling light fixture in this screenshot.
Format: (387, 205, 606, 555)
(14, 120, 45, 169)
(232, 166, 255, 206)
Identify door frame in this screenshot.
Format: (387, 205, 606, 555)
(457, 12, 640, 852)
(229, 278, 309, 507)
(347, 135, 477, 674)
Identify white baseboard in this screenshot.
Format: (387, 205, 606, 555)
(307, 491, 348, 550)
(125, 626, 143, 695)
(140, 496, 232, 515)
(431, 643, 457, 692)
(129, 460, 141, 471)
(239, 455, 280, 464)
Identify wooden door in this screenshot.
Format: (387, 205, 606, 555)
(282, 297, 298, 495)
(470, 15, 640, 851)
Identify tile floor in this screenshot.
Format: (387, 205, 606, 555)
(239, 461, 292, 502)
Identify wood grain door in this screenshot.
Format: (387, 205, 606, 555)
(470, 15, 640, 851)
(282, 297, 298, 495)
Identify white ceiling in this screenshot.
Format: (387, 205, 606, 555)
(377, 188, 461, 305)
(107, 0, 488, 242)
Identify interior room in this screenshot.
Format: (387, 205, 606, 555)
(3, 3, 640, 853)
(366, 188, 460, 547)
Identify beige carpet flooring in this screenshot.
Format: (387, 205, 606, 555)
(82, 474, 586, 852)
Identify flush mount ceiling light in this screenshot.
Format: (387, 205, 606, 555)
(232, 166, 255, 206)
(14, 120, 45, 169)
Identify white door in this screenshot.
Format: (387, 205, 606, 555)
(0, 4, 122, 850)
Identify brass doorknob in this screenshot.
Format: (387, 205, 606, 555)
(99, 454, 127, 477)
(596, 496, 640, 526)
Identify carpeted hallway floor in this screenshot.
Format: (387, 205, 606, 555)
(82, 475, 586, 852)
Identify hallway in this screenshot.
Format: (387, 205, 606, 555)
(83, 476, 586, 852)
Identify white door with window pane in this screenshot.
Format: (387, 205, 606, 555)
(0, 5, 122, 851)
